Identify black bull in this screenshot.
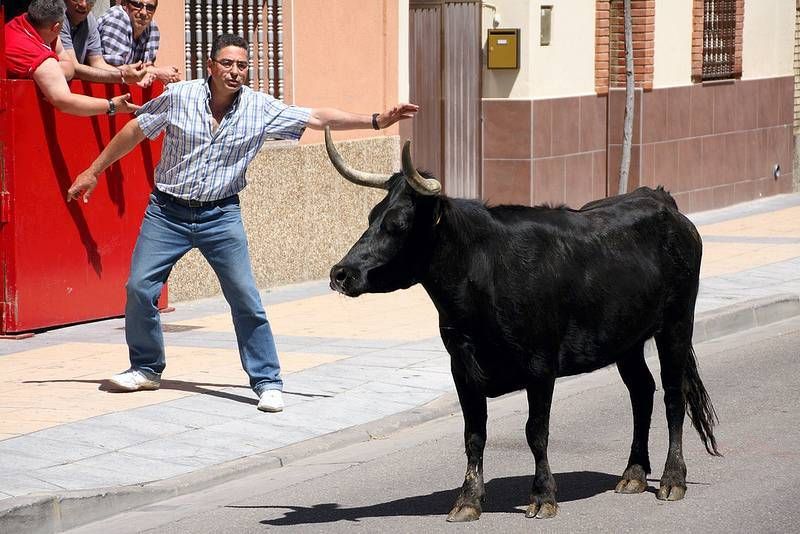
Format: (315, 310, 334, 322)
(324, 127, 720, 522)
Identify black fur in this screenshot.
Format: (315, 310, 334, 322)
(331, 179, 719, 520)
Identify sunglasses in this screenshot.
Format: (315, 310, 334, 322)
(127, 0, 156, 14)
(212, 58, 250, 71)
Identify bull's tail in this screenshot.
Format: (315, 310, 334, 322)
(684, 347, 722, 456)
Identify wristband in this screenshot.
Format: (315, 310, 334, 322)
(106, 99, 117, 116)
(371, 113, 380, 130)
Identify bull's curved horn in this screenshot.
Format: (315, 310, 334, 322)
(324, 126, 391, 190)
(401, 140, 442, 196)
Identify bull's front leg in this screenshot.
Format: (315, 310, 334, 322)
(446, 352, 488, 522)
(525, 377, 558, 519)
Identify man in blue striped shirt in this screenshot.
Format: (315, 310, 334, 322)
(97, 0, 180, 86)
(67, 33, 418, 412)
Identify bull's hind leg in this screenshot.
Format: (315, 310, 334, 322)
(654, 324, 691, 501)
(524, 377, 558, 519)
(615, 344, 655, 494)
(446, 375, 487, 522)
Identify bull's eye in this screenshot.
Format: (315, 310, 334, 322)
(381, 209, 408, 235)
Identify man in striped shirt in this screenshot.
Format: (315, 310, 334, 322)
(66, 33, 418, 413)
(59, 0, 148, 85)
(97, 0, 180, 86)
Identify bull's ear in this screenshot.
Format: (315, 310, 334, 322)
(402, 141, 442, 196)
(324, 126, 392, 189)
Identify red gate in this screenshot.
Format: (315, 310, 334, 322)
(1, 8, 167, 333)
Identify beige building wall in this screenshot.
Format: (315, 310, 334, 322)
(653, 0, 692, 88)
(153, 1, 403, 142)
(292, 0, 400, 144)
(482, 0, 596, 99)
(398, 0, 409, 103)
(151, 2, 186, 80)
(742, 0, 795, 79)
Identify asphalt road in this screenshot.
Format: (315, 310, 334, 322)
(70, 316, 800, 534)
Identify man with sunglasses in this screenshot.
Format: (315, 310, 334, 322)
(66, 33, 418, 413)
(97, 0, 180, 87)
(4, 0, 139, 116)
(59, 0, 148, 85)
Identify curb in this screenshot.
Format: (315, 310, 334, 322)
(693, 293, 800, 344)
(2, 293, 799, 533)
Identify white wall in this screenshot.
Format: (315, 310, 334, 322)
(742, 0, 795, 79)
(653, 0, 692, 88)
(482, 0, 596, 99)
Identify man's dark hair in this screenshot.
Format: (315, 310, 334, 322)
(210, 33, 250, 60)
(28, 0, 65, 27)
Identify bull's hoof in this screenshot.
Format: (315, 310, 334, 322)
(446, 505, 481, 522)
(615, 464, 648, 494)
(525, 502, 558, 519)
(656, 484, 686, 501)
(615, 478, 648, 494)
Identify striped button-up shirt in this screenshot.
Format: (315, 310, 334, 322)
(136, 79, 311, 201)
(97, 6, 159, 66)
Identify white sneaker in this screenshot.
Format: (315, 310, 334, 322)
(108, 368, 161, 392)
(257, 389, 284, 412)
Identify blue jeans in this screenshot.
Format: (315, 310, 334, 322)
(125, 191, 282, 395)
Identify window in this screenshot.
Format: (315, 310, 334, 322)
(183, 0, 284, 98)
(693, 0, 742, 82)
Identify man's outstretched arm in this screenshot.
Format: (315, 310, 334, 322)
(67, 119, 147, 203)
(306, 103, 418, 131)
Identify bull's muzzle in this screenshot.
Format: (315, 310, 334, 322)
(329, 264, 364, 297)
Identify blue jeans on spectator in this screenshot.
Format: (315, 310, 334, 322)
(124, 191, 282, 395)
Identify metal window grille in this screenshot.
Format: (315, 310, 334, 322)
(183, 0, 283, 98)
(702, 0, 736, 80)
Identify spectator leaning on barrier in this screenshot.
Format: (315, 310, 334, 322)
(59, 0, 148, 85)
(66, 33, 418, 413)
(97, 0, 180, 86)
(4, 0, 139, 116)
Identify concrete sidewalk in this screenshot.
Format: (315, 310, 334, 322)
(3, 193, 800, 532)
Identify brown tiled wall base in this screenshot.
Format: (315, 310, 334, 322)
(482, 76, 794, 213)
(483, 96, 608, 208)
(632, 77, 794, 212)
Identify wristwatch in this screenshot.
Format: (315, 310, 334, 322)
(106, 99, 117, 116)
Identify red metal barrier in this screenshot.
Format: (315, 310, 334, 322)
(0, 73, 167, 333)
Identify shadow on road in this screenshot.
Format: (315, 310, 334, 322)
(228, 471, 619, 525)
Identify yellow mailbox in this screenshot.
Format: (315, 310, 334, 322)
(487, 29, 520, 70)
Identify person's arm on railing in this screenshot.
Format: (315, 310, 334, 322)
(32, 58, 139, 117)
(59, 47, 148, 85)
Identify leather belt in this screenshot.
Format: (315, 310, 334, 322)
(155, 190, 238, 208)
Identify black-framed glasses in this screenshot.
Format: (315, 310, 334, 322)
(212, 59, 249, 71)
(127, 0, 156, 14)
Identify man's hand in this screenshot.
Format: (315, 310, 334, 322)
(151, 65, 181, 84)
(375, 103, 420, 129)
(67, 170, 99, 203)
(112, 93, 141, 114)
(137, 72, 156, 88)
(119, 62, 148, 84)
